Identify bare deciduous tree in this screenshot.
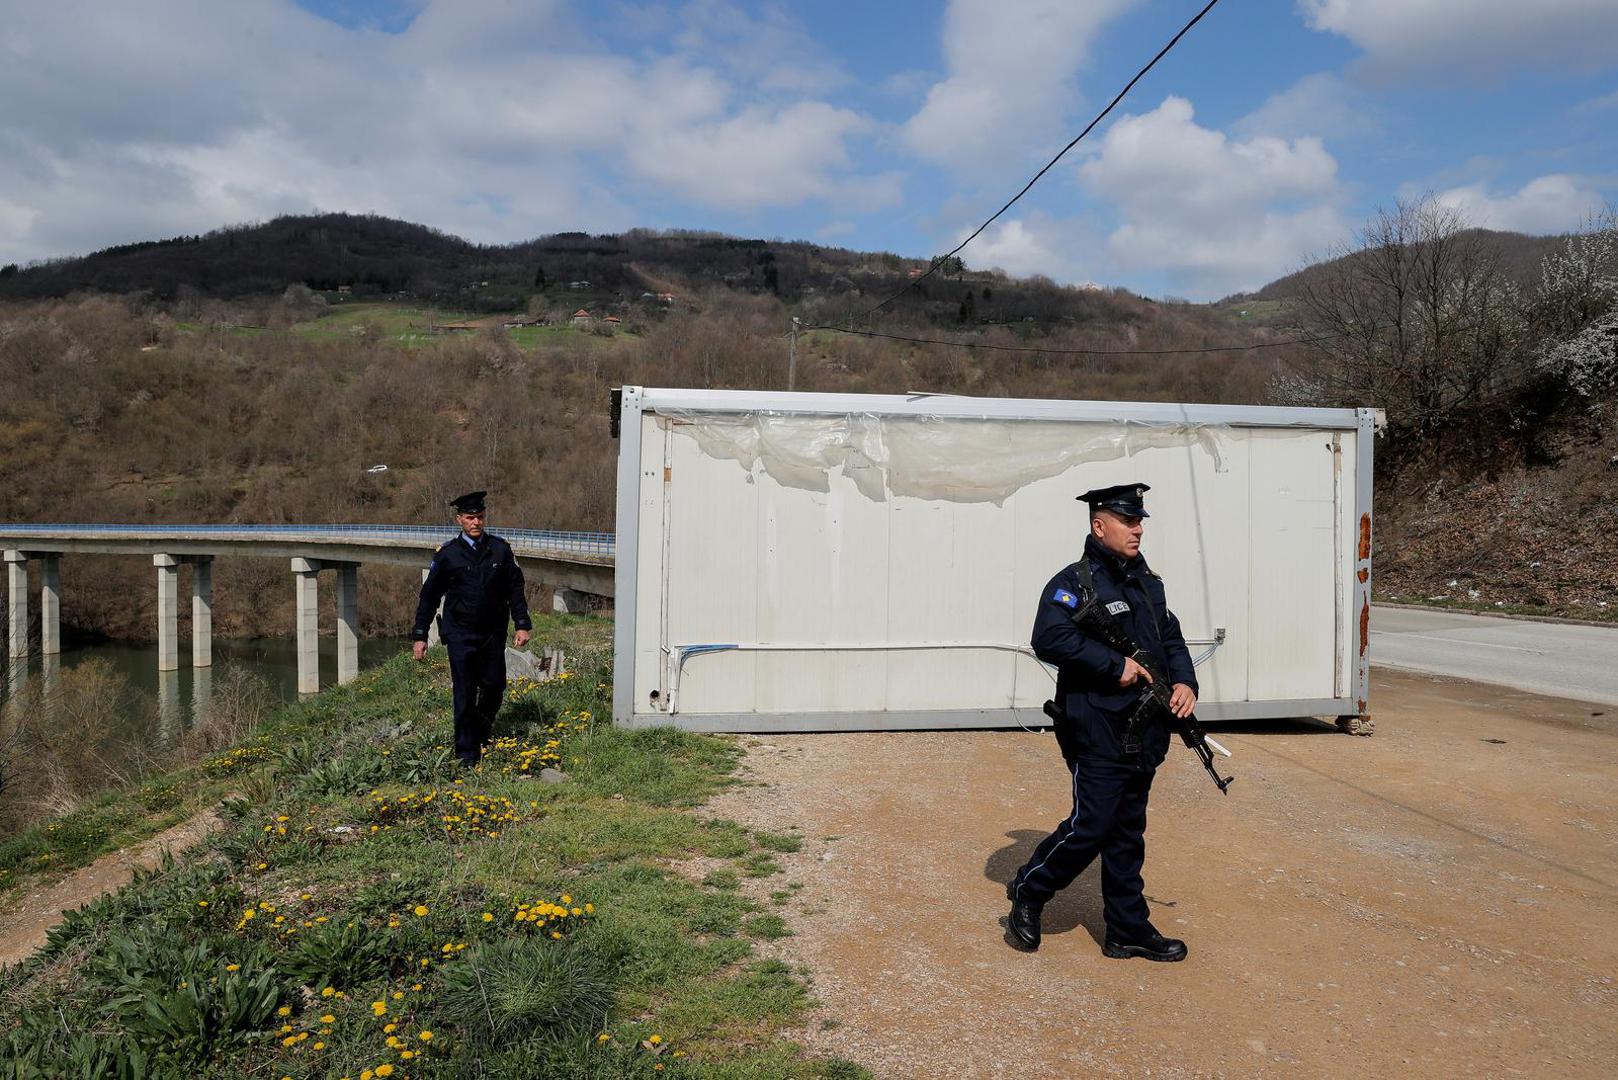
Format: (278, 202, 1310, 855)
(1285, 196, 1526, 439)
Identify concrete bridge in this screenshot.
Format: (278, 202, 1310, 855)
(0, 524, 614, 693)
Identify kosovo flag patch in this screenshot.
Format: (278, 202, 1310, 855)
(1052, 588, 1079, 609)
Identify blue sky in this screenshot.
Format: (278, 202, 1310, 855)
(2, 0, 1614, 299)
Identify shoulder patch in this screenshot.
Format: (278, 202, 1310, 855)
(1051, 587, 1079, 609)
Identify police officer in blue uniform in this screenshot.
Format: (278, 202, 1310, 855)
(411, 491, 532, 765)
(1007, 483, 1198, 961)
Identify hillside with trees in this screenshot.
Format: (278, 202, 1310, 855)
(1, 205, 1612, 648)
(0, 218, 1298, 644)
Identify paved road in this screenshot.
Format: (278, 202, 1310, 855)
(1372, 604, 1618, 706)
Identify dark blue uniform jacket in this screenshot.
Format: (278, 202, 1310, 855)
(1032, 535, 1198, 768)
(411, 534, 533, 642)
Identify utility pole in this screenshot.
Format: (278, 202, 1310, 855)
(788, 316, 799, 391)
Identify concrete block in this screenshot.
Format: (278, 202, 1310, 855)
(552, 586, 589, 614)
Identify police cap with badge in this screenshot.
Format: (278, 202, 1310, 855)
(1078, 483, 1150, 518)
(449, 490, 487, 514)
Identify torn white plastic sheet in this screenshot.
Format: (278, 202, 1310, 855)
(660, 410, 1231, 504)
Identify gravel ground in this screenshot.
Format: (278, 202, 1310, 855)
(699, 668, 1618, 1078)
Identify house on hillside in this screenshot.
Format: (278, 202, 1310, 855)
(602, 315, 621, 333)
(336, 284, 353, 295)
(568, 280, 593, 290)
(656, 292, 675, 305)
(571, 309, 593, 327)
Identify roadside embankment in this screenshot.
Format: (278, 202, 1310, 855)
(0, 614, 866, 1079)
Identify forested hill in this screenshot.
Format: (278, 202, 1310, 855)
(1246, 228, 1567, 303)
(0, 212, 1051, 318)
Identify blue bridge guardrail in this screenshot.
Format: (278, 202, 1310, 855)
(0, 524, 616, 559)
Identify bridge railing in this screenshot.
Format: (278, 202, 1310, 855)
(0, 523, 616, 559)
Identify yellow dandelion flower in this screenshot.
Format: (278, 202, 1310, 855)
(321, 986, 337, 997)
(225, 963, 240, 972)
(649, 1034, 663, 1044)
(277, 1005, 292, 1017)
(400, 1049, 415, 1060)
(320, 1014, 335, 1024)
(418, 1031, 434, 1042)
(375, 1065, 395, 1077)
(314, 1041, 326, 1050)
(482, 912, 494, 922)
(597, 1032, 612, 1042)
(413, 905, 429, 917)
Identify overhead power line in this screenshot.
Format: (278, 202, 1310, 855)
(797, 323, 1333, 359)
(854, 0, 1224, 323)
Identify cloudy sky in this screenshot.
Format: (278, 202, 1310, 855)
(2, 0, 1615, 299)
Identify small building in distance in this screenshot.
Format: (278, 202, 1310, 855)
(568, 280, 593, 290)
(571, 309, 594, 326)
(602, 315, 622, 333)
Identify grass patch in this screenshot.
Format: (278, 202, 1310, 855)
(0, 626, 857, 1077)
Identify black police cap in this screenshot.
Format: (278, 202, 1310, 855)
(1077, 483, 1150, 518)
(449, 490, 487, 513)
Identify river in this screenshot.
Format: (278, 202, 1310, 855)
(0, 636, 405, 741)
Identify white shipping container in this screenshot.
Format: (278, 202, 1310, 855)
(613, 387, 1379, 733)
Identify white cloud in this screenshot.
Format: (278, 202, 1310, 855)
(903, 0, 1138, 172)
(1078, 96, 1349, 297)
(625, 102, 890, 210)
(968, 219, 1069, 280)
(0, 0, 885, 264)
(1236, 73, 1376, 140)
(1573, 89, 1618, 114)
(1299, 0, 1618, 78)
(1434, 175, 1607, 234)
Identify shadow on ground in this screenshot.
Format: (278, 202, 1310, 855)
(985, 829, 1116, 949)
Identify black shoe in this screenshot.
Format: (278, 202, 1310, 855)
(1103, 932, 1187, 962)
(1006, 884, 1043, 950)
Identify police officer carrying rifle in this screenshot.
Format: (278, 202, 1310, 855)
(411, 491, 532, 766)
(1007, 483, 1198, 960)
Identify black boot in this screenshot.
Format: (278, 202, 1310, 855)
(1103, 931, 1187, 962)
(1006, 884, 1043, 950)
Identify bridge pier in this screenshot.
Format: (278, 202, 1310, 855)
(191, 556, 213, 668)
(39, 554, 61, 655)
(335, 562, 359, 685)
(291, 558, 321, 694)
(552, 586, 589, 614)
(5, 550, 28, 659)
(154, 554, 180, 671)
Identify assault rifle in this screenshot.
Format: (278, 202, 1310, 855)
(1057, 588, 1235, 794)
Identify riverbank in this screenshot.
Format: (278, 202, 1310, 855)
(0, 614, 866, 1078)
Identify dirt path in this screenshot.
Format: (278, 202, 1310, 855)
(0, 806, 224, 968)
(705, 669, 1618, 1078)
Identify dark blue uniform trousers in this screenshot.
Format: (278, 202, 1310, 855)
(1011, 755, 1156, 942)
(445, 632, 506, 763)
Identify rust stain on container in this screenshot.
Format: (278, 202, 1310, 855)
(1358, 513, 1372, 561)
(1359, 596, 1370, 657)
(1358, 568, 1369, 583)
